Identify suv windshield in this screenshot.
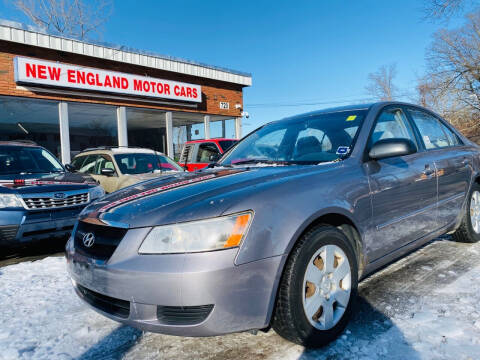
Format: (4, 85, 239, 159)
(221, 110, 367, 165)
(114, 153, 182, 174)
(0, 146, 64, 175)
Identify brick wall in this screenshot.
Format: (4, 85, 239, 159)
(0, 41, 245, 117)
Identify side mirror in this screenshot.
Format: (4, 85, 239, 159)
(64, 164, 76, 172)
(209, 154, 221, 162)
(100, 168, 115, 176)
(369, 138, 416, 160)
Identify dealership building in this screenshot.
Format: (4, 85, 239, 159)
(0, 20, 252, 163)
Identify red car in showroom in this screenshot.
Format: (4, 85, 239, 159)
(178, 138, 237, 171)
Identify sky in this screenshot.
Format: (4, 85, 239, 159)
(0, 0, 467, 134)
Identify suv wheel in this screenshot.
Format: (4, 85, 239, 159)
(452, 183, 480, 243)
(272, 225, 358, 347)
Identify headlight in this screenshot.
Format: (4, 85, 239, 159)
(89, 186, 105, 201)
(0, 194, 23, 209)
(138, 212, 253, 254)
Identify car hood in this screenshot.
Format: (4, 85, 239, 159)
(81, 162, 342, 228)
(0, 171, 98, 194)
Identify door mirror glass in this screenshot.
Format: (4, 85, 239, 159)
(369, 139, 416, 160)
(100, 168, 115, 176)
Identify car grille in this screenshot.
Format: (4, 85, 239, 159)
(23, 192, 89, 209)
(74, 221, 128, 261)
(76, 284, 130, 319)
(0, 225, 19, 242)
(157, 305, 214, 325)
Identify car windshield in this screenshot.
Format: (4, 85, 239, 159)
(220, 110, 367, 165)
(114, 153, 182, 174)
(0, 146, 64, 175)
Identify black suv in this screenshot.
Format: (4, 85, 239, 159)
(0, 141, 104, 248)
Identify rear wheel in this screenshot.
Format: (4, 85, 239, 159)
(272, 225, 358, 347)
(452, 183, 480, 243)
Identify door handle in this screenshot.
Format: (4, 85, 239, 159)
(462, 159, 470, 167)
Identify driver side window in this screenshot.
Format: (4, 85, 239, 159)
(94, 155, 116, 176)
(370, 108, 416, 149)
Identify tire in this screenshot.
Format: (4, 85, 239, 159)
(272, 225, 358, 347)
(452, 182, 480, 243)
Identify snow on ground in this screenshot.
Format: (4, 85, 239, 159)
(1, 238, 480, 359)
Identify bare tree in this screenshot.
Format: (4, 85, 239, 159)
(422, 0, 471, 20)
(426, 12, 480, 111)
(365, 64, 398, 101)
(13, 0, 113, 40)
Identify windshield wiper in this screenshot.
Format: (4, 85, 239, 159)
(207, 162, 232, 168)
(231, 159, 291, 166)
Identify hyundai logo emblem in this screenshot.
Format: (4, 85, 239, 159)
(82, 232, 95, 248)
(53, 192, 66, 199)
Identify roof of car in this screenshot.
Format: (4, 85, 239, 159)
(0, 140, 41, 147)
(273, 101, 433, 125)
(77, 147, 166, 155)
(185, 138, 237, 144)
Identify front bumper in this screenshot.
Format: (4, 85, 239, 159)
(0, 206, 83, 246)
(66, 227, 285, 336)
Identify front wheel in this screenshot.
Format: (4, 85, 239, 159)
(452, 183, 480, 243)
(272, 225, 358, 347)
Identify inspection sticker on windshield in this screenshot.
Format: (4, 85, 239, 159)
(336, 146, 350, 155)
(346, 115, 357, 121)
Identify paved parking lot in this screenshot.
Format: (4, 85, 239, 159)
(1, 237, 480, 360)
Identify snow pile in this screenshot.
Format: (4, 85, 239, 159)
(0, 256, 141, 360)
(1, 239, 480, 359)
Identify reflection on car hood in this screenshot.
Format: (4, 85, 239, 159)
(127, 171, 181, 180)
(0, 172, 98, 194)
(81, 163, 341, 228)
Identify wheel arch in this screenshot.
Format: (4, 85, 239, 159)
(265, 209, 365, 330)
(285, 210, 366, 279)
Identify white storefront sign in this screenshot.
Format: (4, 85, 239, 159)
(14, 56, 202, 103)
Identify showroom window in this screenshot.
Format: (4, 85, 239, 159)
(210, 119, 236, 138)
(0, 96, 60, 157)
(68, 102, 117, 157)
(127, 108, 166, 153)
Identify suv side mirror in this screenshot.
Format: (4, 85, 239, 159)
(209, 154, 221, 162)
(100, 168, 115, 176)
(369, 138, 416, 160)
(64, 164, 76, 172)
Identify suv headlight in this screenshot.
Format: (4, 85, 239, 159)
(0, 194, 23, 209)
(138, 212, 253, 254)
(89, 186, 105, 201)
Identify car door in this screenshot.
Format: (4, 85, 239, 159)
(407, 107, 473, 228)
(366, 106, 437, 261)
(93, 154, 119, 193)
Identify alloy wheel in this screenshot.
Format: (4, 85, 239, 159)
(470, 191, 480, 234)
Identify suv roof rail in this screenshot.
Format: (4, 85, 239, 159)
(80, 145, 155, 153)
(9, 139, 38, 145)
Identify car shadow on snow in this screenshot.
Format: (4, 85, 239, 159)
(75, 325, 143, 360)
(298, 236, 478, 359)
(297, 297, 421, 360)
